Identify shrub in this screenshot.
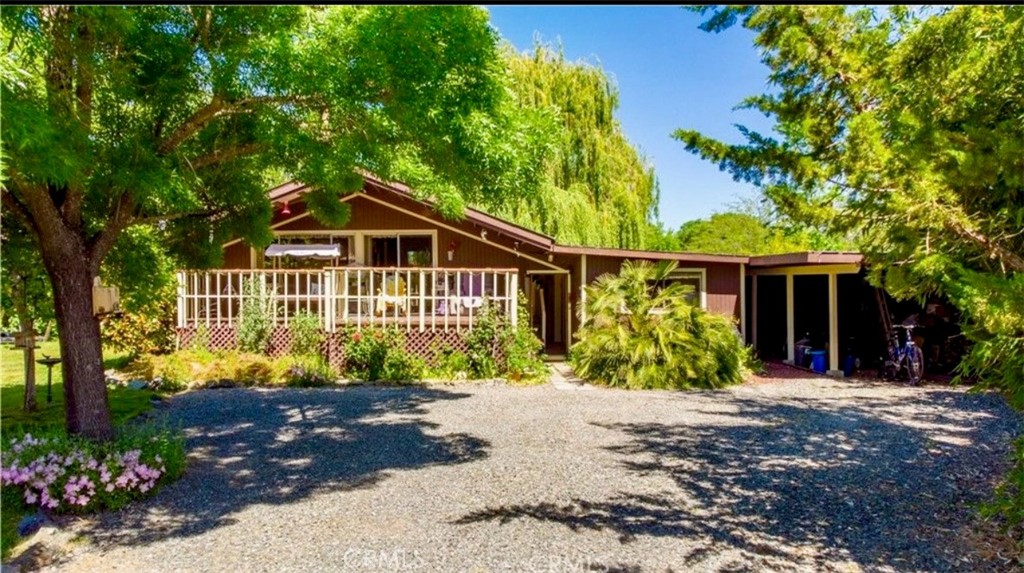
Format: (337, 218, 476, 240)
(343, 327, 424, 382)
(0, 425, 185, 517)
(284, 355, 336, 387)
(460, 294, 546, 383)
(570, 260, 749, 390)
(500, 291, 547, 383)
(980, 436, 1024, 557)
(126, 350, 290, 390)
(464, 301, 502, 379)
(101, 291, 176, 357)
(429, 343, 471, 380)
(383, 349, 426, 383)
(238, 277, 275, 354)
(289, 310, 324, 357)
(230, 353, 285, 386)
(188, 322, 211, 353)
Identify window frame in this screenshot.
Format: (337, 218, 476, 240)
(665, 268, 707, 310)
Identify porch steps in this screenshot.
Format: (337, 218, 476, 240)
(548, 362, 592, 391)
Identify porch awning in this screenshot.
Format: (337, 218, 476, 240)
(264, 243, 341, 259)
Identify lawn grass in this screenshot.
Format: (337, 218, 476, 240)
(1, 341, 154, 432)
(1, 340, 154, 560)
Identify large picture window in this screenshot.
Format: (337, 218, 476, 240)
(367, 234, 433, 267)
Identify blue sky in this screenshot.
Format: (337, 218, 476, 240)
(486, 5, 776, 229)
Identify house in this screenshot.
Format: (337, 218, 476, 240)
(176, 173, 872, 375)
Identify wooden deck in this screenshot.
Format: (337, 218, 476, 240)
(177, 267, 519, 332)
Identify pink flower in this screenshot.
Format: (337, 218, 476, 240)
(24, 491, 38, 505)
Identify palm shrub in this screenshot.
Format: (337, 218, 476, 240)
(571, 260, 748, 390)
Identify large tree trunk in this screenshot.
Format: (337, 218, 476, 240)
(48, 251, 113, 440)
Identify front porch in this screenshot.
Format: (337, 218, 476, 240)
(176, 267, 520, 333)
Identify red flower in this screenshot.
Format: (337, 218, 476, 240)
(352, 331, 362, 343)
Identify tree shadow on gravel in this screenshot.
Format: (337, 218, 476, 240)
(78, 386, 487, 546)
(455, 389, 1021, 573)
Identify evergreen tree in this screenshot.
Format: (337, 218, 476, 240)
(677, 6, 1024, 406)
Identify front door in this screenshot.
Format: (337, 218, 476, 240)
(529, 273, 567, 356)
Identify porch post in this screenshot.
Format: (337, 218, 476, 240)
(739, 263, 746, 342)
(565, 274, 572, 353)
(510, 272, 518, 327)
(785, 273, 795, 364)
(176, 271, 186, 328)
(418, 272, 426, 332)
(828, 271, 841, 376)
(751, 273, 758, 349)
(325, 270, 335, 333)
(579, 254, 588, 325)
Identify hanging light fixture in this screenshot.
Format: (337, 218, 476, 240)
(281, 201, 292, 216)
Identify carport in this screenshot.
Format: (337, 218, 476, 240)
(746, 252, 864, 376)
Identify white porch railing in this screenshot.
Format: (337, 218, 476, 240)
(176, 268, 519, 332)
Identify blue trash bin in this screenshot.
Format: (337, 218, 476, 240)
(810, 350, 827, 373)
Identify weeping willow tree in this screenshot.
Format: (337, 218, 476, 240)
(493, 42, 661, 249)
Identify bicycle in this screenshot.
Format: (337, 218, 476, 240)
(882, 324, 925, 385)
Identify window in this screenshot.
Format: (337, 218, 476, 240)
(648, 269, 706, 309)
(367, 234, 433, 267)
(668, 270, 705, 309)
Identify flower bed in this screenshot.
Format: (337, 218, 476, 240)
(1, 427, 185, 516)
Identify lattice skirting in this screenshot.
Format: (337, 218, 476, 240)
(175, 326, 477, 370)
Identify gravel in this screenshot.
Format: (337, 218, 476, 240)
(38, 369, 1022, 573)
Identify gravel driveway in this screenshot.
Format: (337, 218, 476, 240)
(39, 370, 1021, 573)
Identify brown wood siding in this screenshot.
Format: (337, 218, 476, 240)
(223, 242, 250, 269)
(579, 255, 741, 321)
(705, 262, 741, 320)
(274, 195, 427, 232)
(584, 256, 623, 284)
(228, 193, 561, 279)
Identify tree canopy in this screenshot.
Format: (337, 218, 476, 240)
(674, 212, 810, 256)
(677, 5, 1024, 408)
(1, 5, 546, 438)
(494, 42, 663, 249)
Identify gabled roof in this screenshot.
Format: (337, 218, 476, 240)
(266, 174, 555, 251)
